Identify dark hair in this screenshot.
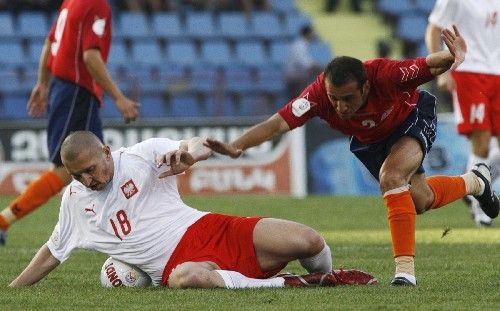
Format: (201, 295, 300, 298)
(324, 56, 366, 88)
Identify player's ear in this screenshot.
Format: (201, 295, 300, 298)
(102, 145, 111, 158)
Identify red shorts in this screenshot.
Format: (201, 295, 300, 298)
(452, 71, 500, 135)
(161, 213, 284, 285)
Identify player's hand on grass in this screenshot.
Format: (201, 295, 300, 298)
(27, 83, 48, 118)
(116, 95, 140, 124)
(442, 25, 466, 71)
(204, 138, 243, 158)
(157, 149, 195, 178)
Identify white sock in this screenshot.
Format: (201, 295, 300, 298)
(215, 270, 285, 289)
(299, 244, 332, 273)
(466, 154, 489, 196)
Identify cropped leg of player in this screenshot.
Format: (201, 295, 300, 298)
(0, 166, 69, 245)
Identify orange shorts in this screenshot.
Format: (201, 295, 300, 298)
(161, 213, 284, 285)
(452, 71, 500, 135)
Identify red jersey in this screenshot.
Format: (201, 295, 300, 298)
(47, 0, 112, 100)
(278, 57, 435, 144)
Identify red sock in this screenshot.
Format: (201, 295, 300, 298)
(7, 170, 65, 220)
(426, 176, 466, 209)
(384, 189, 416, 257)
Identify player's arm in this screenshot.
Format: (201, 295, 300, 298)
(425, 25, 466, 76)
(82, 48, 139, 123)
(27, 38, 52, 118)
(9, 244, 60, 287)
(157, 137, 212, 178)
(206, 113, 291, 158)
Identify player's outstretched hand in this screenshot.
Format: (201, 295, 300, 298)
(157, 149, 195, 178)
(442, 25, 466, 71)
(204, 138, 243, 158)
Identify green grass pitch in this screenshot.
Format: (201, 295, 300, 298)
(0, 195, 499, 310)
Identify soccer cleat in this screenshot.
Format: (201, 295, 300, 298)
(470, 199, 493, 227)
(471, 163, 500, 219)
(0, 229, 6, 246)
(390, 273, 416, 286)
(281, 269, 378, 287)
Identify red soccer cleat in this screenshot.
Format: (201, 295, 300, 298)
(281, 269, 378, 287)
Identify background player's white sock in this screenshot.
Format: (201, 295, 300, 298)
(299, 244, 332, 273)
(215, 270, 285, 289)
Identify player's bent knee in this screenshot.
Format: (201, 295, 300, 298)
(168, 262, 217, 289)
(300, 227, 325, 255)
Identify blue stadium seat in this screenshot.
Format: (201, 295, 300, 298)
(0, 13, 15, 38)
(240, 94, 277, 116)
(251, 12, 284, 40)
(219, 13, 250, 40)
(185, 12, 216, 39)
(416, 41, 428, 57)
(190, 64, 220, 94)
(377, 0, 416, 18)
(139, 95, 170, 118)
(270, 0, 297, 14)
(131, 41, 163, 65)
(108, 40, 128, 65)
(0, 41, 25, 65)
(309, 41, 333, 66)
(415, 0, 436, 15)
(204, 95, 238, 117)
(224, 65, 256, 93)
(119, 13, 151, 38)
(152, 13, 182, 39)
(171, 95, 201, 118)
(200, 40, 233, 66)
(18, 12, 48, 38)
(166, 40, 197, 65)
(235, 41, 267, 66)
(397, 15, 428, 43)
(1, 94, 30, 119)
(0, 70, 22, 94)
(255, 64, 285, 93)
(270, 40, 291, 66)
(283, 12, 312, 37)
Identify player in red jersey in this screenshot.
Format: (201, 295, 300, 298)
(205, 26, 499, 286)
(0, 0, 139, 245)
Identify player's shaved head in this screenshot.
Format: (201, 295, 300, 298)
(61, 131, 104, 163)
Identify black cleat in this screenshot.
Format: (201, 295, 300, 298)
(390, 276, 416, 286)
(471, 163, 500, 219)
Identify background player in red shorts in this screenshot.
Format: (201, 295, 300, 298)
(9, 131, 376, 288)
(426, 0, 500, 227)
(0, 0, 139, 244)
(205, 25, 499, 286)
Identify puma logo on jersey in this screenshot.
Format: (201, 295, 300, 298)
(84, 205, 96, 215)
(69, 185, 77, 196)
(121, 179, 138, 199)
